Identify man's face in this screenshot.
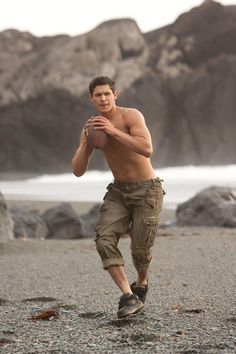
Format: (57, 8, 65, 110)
(90, 84, 117, 113)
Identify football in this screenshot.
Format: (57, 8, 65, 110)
(87, 124, 109, 149)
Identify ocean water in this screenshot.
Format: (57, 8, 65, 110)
(0, 165, 236, 209)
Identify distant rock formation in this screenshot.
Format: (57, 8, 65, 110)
(0, 0, 236, 172)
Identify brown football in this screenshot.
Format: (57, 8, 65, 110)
(87, 124, 109, 149)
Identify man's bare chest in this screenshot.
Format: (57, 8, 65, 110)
(110, 117, 129, 134)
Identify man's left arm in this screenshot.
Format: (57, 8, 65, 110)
(92, 109, 153, 157)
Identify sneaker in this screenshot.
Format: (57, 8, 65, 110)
(117, 293, 144, 318)
(130, 281, 149, 304)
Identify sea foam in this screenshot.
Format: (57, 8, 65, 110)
(0, 165, 236, 207)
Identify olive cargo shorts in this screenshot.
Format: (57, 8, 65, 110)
(95, 178, 164, 271)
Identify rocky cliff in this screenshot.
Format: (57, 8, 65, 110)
(0, 0, 236, 173)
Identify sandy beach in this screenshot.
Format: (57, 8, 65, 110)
(0, 183, 236, 353)
(0, 226, 236, 353)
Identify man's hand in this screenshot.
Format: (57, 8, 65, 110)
(90, 116, 117, 136)
(84, 116, 95, 137)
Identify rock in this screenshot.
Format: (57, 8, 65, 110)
(80, 203, 101, 238)
(10, 205, 48, 239)
(176, 186, 236, 227)
(41, 202, 85, 239)
(0, 191, 14, 243)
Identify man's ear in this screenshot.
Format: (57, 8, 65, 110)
(114, 90, 118, 100)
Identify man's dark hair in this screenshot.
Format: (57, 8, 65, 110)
(89, 76, 116, 95)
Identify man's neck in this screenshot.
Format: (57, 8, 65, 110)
(98, 104, 117, 119)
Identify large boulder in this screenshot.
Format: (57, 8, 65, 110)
(0, 191, 14, 242)
(10, 205, 48, 239)
(176, 186, 236, 227)
(41, 202, 85, 239)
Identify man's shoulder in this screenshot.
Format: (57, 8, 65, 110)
(118, 106, 143, 119)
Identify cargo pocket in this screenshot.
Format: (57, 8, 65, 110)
(143, 216, 159, 248)
(145, 186, 163, 211)
(94, 203, 107, 234)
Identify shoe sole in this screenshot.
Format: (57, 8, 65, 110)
(117, 305, 144, 319)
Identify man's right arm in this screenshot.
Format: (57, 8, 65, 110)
(71, 128, 94, 177)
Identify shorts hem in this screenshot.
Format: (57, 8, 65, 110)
(102, 258, 124, 270)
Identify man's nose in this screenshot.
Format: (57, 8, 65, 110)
(100, 94, 106, 100)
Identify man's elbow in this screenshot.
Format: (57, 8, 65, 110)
(72, 170, 84, 177)
(72, 166, 85, 177)
(71, 160, 85, 177)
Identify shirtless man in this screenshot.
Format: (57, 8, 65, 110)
(72, 76, 164, 318)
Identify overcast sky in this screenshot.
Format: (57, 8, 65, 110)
(0, 0, 235, 37)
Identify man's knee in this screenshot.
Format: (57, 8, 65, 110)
(95, 234, 118, 259)
(131, 249, 152, 271)
(95, 233, 124, 269)
(95, 234, 110, 258)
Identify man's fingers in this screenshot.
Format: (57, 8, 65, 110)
(87, 115, 94, 123)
